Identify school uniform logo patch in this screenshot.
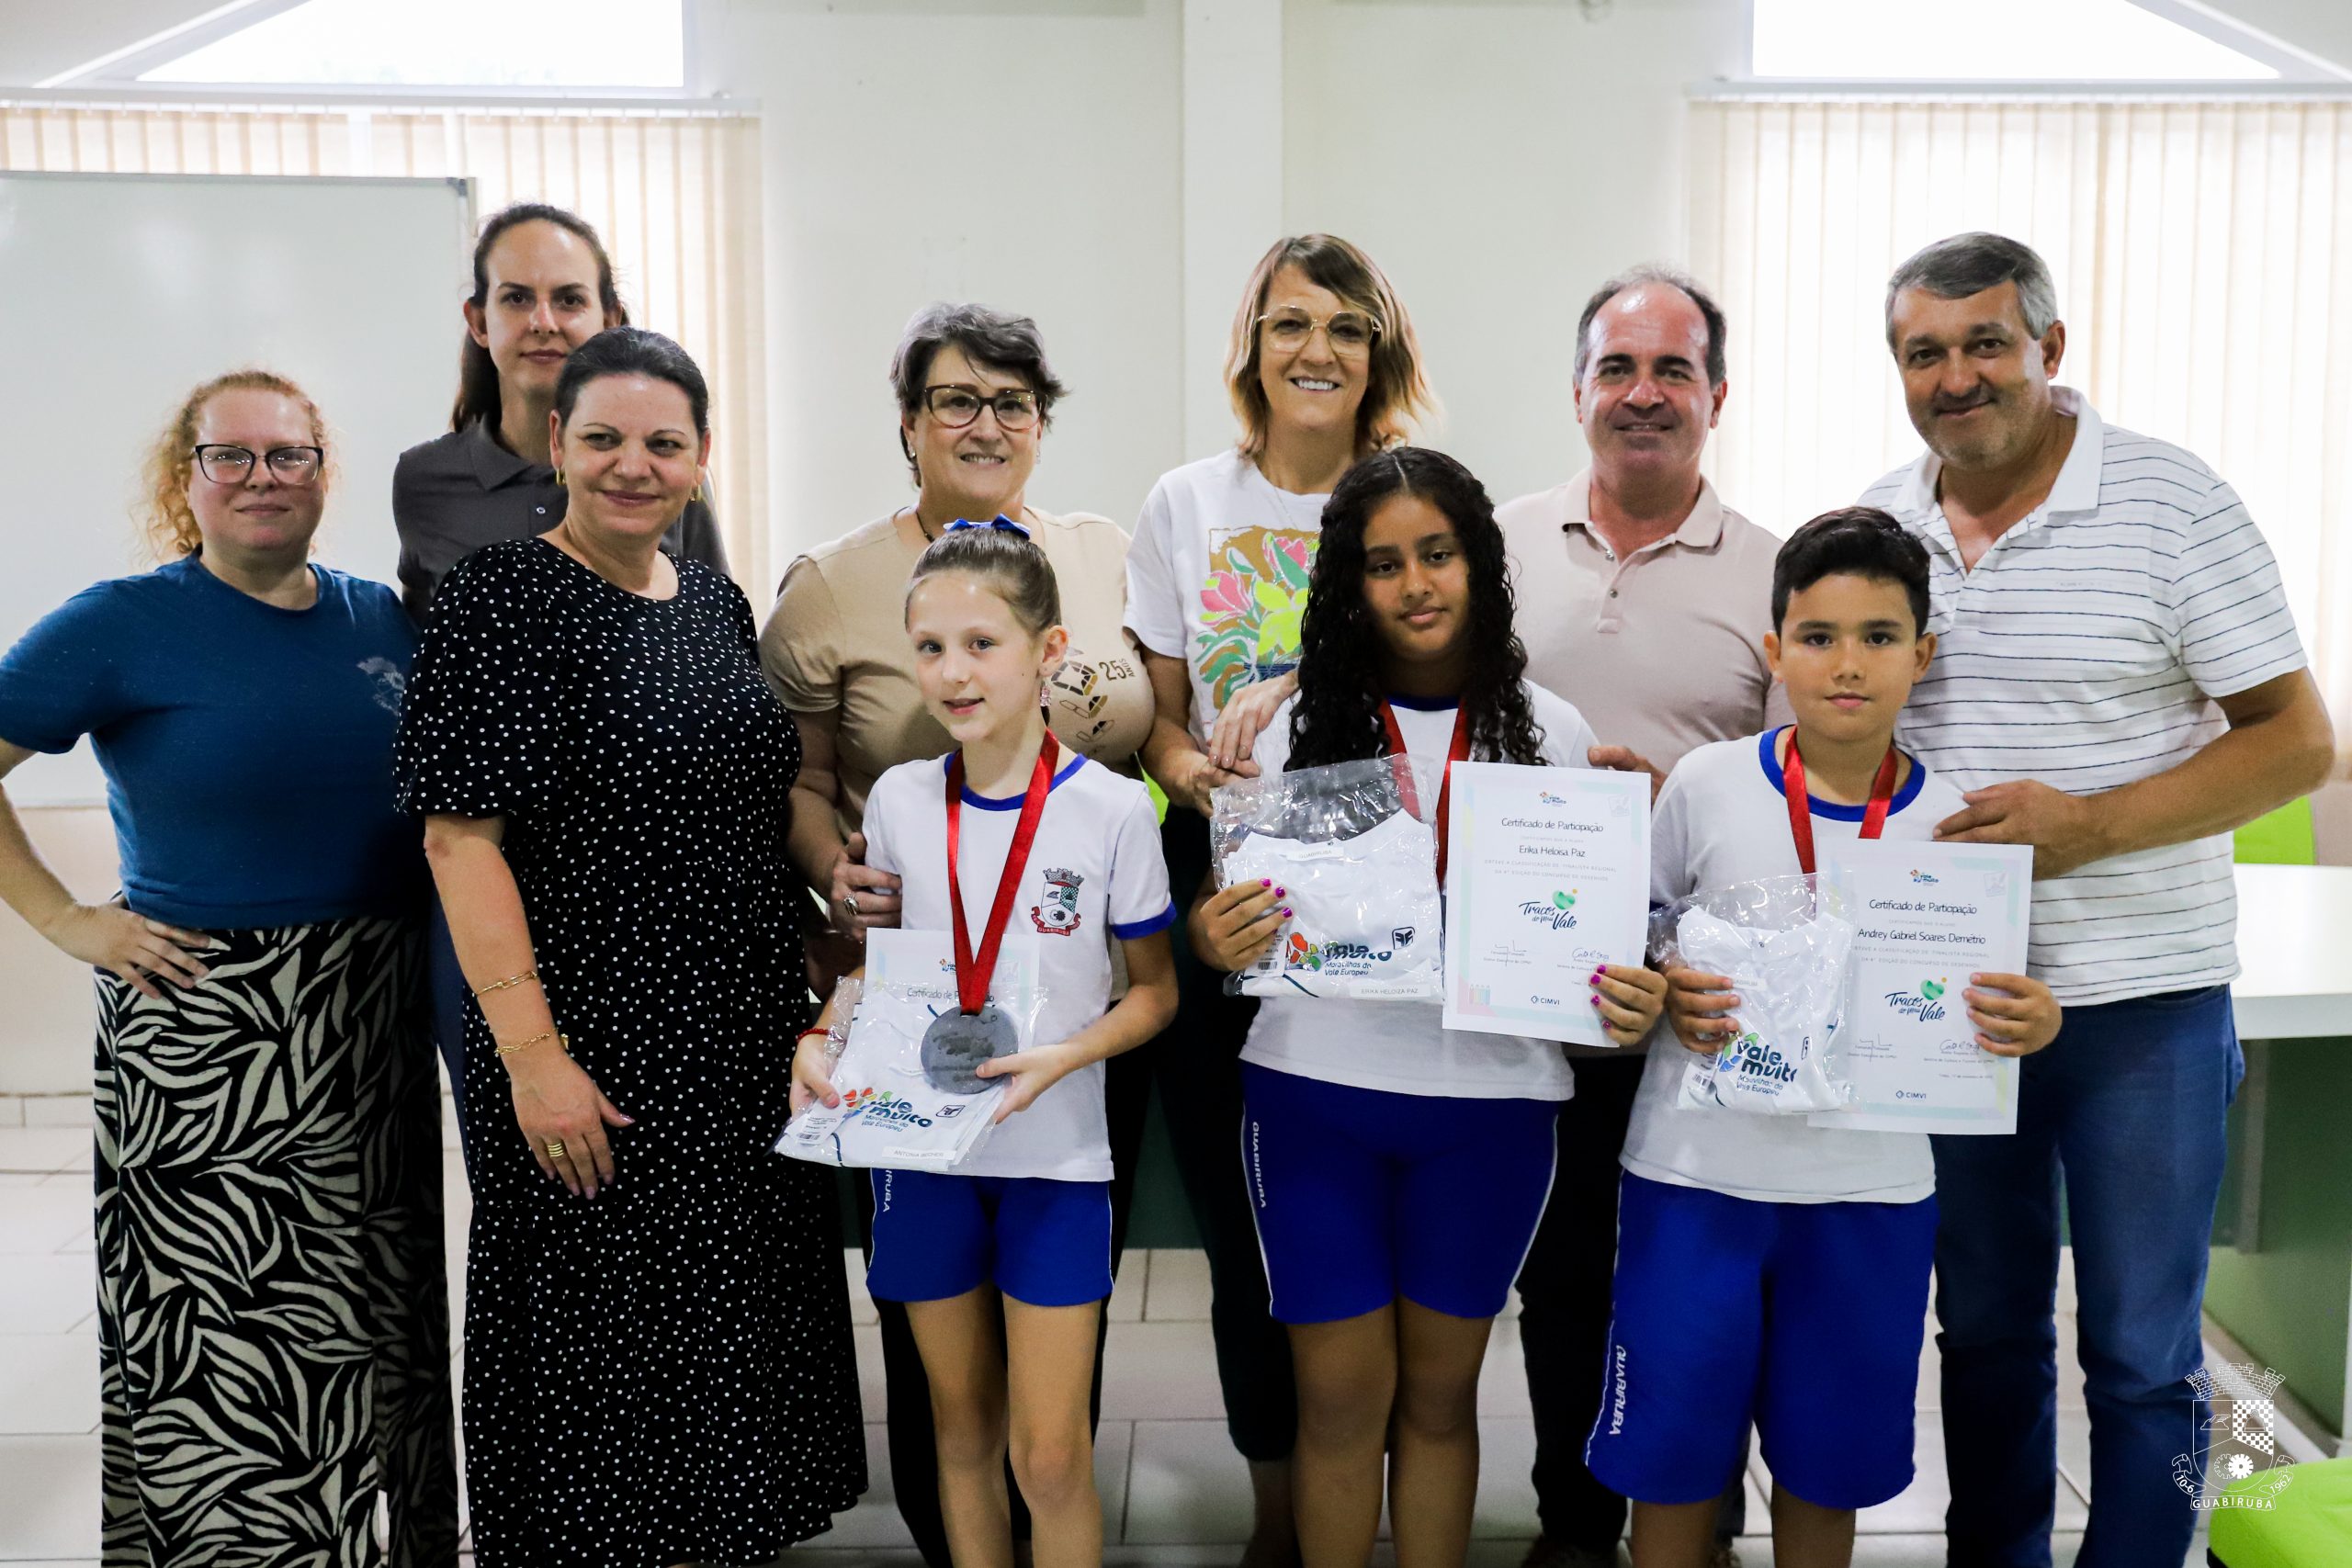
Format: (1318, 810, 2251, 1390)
(1030, 868, 1085, 935)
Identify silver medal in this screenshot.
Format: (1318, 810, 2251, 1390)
(921, 1004, 1017, 1094)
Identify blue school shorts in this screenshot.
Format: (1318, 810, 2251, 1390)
(866, 1169, 1114, 1309)
(1586, 1172, 1937, 1511)
(1240, 1061, 1561, 1324)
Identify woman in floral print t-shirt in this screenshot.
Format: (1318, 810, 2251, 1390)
(1120, 231, 1433, 1564)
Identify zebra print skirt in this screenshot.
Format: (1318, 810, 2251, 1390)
(92, 914, 459, 1567)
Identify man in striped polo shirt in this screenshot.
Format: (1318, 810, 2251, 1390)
(1863, 231, 2335, 1568)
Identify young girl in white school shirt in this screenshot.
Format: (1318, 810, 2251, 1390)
(794, 522, 1178, 1568)
(1193, 449, 1669, 1568)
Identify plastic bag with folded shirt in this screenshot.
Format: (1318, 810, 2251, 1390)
(1211, 755, 1443, 1000)
(774, 929, 1045, 1168)
(1650, 872, 1858, 1115)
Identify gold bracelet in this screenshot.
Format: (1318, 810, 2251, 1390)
(472, 968, 541, 998)
(493, 1031, 567, 1059)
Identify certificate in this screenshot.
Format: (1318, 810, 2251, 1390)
(1808, 840, 2033, 1135)
(1442, 762, 1650, 1045)
(864, 927, 1044, 1031)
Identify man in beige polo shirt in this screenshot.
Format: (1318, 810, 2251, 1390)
(1498, 266, 1788, 1568)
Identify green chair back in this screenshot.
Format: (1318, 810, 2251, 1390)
(2236, 797, 2317, 866)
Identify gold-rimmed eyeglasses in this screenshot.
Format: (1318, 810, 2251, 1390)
(1254, 308, 1382, 355)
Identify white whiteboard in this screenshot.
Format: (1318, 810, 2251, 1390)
(0, 171, 474, 805)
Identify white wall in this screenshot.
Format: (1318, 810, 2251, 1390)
(6, 0, 2337, 546)
(699, 0, 1189, 575)
(0, 810, 118, 1094)
(1283, 0, 1746, 506)
(699, 0, 1746, 566)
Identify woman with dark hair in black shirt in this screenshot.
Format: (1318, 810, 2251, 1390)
(392, 201, 728, 623)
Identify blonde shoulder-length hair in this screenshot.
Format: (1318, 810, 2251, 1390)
(139, 369, 332, 559)
(1224, 234, 1435, 459)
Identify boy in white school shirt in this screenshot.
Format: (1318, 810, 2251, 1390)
(1586, 508, 2062, 1568)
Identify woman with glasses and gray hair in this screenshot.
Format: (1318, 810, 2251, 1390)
(0, 370, 458, 1565)
(757, 301, 1154, 1567)
(1121, 232, 1435, 1564)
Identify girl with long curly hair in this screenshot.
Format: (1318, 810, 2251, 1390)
(1190, 446, 1667, 1568)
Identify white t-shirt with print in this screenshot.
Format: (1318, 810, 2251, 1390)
(1621, 730, 1965, 1204)
(1238, 682, 1600, 1101)
(1123, 448, 1330, 741)
(862, 750, 1175, 1181)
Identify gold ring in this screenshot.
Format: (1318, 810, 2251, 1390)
(546, 1138, 567, 1159)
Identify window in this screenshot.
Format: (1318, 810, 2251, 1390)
(137, 0, 684, 89)
(1750, 0, 2278, 81)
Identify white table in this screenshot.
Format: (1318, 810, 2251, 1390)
(2219, 866, 2351, 1250)
(2212, 864, 2352, 1451)
(2232, 863, 2352, 1039)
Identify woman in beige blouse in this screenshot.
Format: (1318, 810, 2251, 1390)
(761, 303, 1150, 961)
(756, 301, 1151, 1568)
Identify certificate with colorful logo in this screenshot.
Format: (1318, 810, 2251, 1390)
(1441, 762, 1651, 1045)
(1809, 840, 2033, 1135)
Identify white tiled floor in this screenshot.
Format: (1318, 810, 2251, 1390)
(0, 1115, 2187, 1567)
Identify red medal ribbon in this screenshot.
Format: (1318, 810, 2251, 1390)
(1378, 700, 1476, 886)
(943, 733, 1060, 1017)
(1780, 728, 1900, 876)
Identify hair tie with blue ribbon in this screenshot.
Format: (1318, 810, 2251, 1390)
(944, 514, 1033, 539)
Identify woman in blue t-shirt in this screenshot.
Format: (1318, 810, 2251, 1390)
(0, 371, 458, 1566)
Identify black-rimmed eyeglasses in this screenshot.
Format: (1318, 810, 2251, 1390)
(922, 386, 1041, 432)
(194, 445, 324, 486)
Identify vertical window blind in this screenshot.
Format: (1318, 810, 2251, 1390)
(0, 101, 771, 595)
(1688, 96, 2352, 726)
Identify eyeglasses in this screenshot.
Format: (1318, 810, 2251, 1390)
(923, 385, 1041, 432)
(1255, 308, 1382, 355)
(193, 444, 324, 486)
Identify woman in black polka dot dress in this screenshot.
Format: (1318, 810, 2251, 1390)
(395, 327, 865, 1566)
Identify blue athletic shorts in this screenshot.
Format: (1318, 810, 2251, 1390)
(1586, 1172, 1937, 1511)
(1240, 1061, 1561, 1324)
(866, 1168, 1114, 1308)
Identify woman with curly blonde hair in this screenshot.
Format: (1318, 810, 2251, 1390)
(0, 369, 458, 1565)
